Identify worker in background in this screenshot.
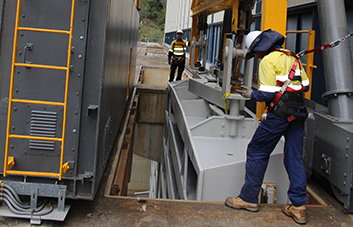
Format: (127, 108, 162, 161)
(224, 29, 310, 225)
(168, 30, 189, 82)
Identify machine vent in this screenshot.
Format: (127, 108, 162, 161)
(29, 110, 57, 151)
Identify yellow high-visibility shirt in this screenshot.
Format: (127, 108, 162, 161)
(169, 39, 188, 57)
(258, 49, 309, 93)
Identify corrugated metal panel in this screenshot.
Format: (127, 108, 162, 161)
(165, 0, 192, 33)
(165, 0, 224, 33)
(288, 0, 316, 7)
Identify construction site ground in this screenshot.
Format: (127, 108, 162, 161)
(0, 43, 353, 227)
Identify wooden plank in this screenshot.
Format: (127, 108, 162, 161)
(111, 141, 130, 196)
(104, 88, 138, 197)
(134, 83, 168, 92)
(110, 94, 139, 196)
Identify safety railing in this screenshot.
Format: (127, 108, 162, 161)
(3, 0, 75, 180)
(286, 30, 317, 100)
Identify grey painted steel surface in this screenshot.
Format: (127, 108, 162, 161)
(317, 0, 353, 120)
(0, 0, 139, 201)
(301, 0, 353, 213)
(156, 37, 291, 202)
(133, 88, 167, 163)
(0, 181, 71, 223)
(0, 0, 3, 38)
(304, 109, 353, 212)
(0, 204, 71, 224)
(157, 80, 290, 202)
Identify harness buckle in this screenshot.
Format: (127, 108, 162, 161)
(287, 115, 296, 122)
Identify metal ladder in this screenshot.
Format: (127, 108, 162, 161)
(3, 0, 76, 180)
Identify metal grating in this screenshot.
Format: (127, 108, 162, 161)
(29, 110, 57, 151)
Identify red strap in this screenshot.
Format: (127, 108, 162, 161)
(268, 92, 282, 112)
(268, 57, 300, 112)
(274, 48, 297, 58)
(275, 81, 306, 93)
(174, 40, 185, 48)
(300, 43, 331, 56)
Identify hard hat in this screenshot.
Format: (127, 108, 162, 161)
(245, 29, 285, 59)
(176, 29, 183, 34)
(245, 31, 262, 59)
(245, 31, 262, 49)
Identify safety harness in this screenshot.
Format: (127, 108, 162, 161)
(172, 40, 186, 61)
(267, 49, 307, 123)
(266, 32, 353, 123)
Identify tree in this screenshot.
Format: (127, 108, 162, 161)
(141, 0, 164, 20)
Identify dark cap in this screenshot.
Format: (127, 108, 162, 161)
(246, 29, 285, 59)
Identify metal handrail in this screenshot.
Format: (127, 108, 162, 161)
(286, 30, 317, 100)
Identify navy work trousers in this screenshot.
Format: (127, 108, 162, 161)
(239, 112, 307, 206)
(169, 59, 185, 82)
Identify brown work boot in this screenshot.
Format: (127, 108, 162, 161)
(282, 204, 306, 225)
(225, 196, 259, 212)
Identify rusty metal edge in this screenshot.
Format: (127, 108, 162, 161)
(104, 185, 328, 208)
(106, 173, 329, 209)
(104, 71, 140, 198)
(111, 95, 138, 196)
(102, 194, 327, 208)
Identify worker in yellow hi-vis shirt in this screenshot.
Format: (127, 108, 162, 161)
(168, 30, 189, 82)
(224, 29, 309, 225)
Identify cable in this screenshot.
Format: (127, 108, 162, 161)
(2, 188, 45, 209)
(2, 193, 46, 212)
(2, 189, 30, 209)
(0, 183, 53, 216)
(1, 198, 53, 216)
(2, 184, 24, 205)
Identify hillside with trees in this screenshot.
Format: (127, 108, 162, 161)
(139, 0, 166, 43)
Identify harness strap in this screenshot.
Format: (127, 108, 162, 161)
(268, 51, 300, 112)
(273, 48, 298, 58)
(297, 32, 353, 57)
(299, 43, 331, 57)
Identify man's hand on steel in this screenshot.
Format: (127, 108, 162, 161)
(237, 85, 252, 98)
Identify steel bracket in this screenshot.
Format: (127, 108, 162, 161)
(321, 154, 331, 175)
(0, 181, 71, 223)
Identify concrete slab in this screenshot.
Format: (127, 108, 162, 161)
(5, 178, 349, 227)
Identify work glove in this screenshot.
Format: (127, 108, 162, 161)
(237, 85, 252, 98)
(168, 60, 171, 65)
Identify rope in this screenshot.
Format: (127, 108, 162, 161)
(222, 92, 231, 115)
